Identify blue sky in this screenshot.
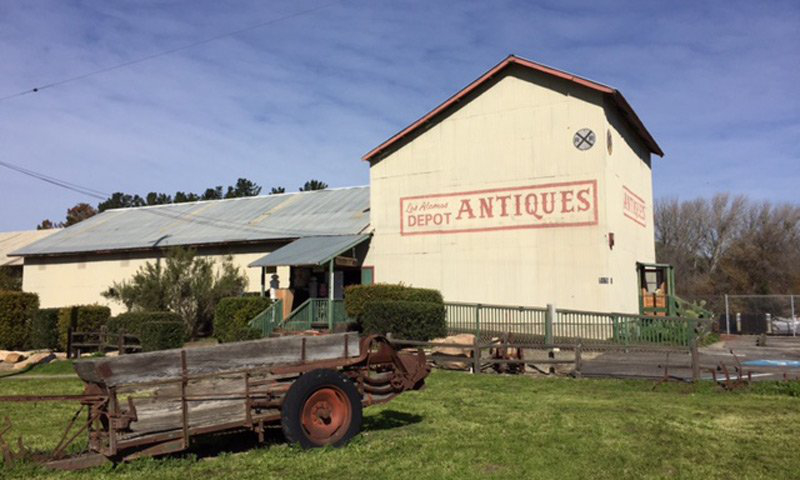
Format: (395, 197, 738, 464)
(0, 0, 798, 231)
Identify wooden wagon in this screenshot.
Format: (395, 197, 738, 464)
(0, 333, 429, 470)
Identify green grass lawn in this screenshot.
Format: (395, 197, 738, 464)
(1, 363, 798, 479)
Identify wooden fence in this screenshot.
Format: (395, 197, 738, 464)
(388, 336, 702, 382)
(66, 326, 142, 359)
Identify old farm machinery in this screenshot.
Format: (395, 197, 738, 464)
(0, 333, 429, 471)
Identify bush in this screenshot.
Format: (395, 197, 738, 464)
(360, 300, 447, 341)
(57, 305, 111, 350)
(140, 321, 184, 352)
(102, 247, 248, 339)
(345, 284, 443, 320)
(214, 296, 272, 343)
(108, 311, 182, 337)
(0, 291, 39, 349)
(30, 307, 60, 350)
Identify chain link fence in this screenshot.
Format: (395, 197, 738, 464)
(679, 294, 799, 336)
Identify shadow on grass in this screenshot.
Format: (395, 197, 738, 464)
(363, 409, 423, 432)
(165, 409, 422, 462)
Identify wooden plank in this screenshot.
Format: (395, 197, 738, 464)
(74, 333, 360, 387)
(118, 373, 285, 438)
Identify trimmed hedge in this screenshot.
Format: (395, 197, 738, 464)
(57, 305, 111, 350)
(214, 296, 272, 343)
(30, 307, 60, 350)
(108, 311, 182, 337)
(140, 320, 184, 352)
(344, 284, 443, 320)
(0, 291, 39, 349)
(361, 300, 447, 341)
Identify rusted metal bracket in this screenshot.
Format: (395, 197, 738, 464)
(1, 416, 31, 465)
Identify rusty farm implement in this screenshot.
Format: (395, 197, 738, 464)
(0, 333, 429, 470)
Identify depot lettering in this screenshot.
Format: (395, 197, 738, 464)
(400, 180, 598, 235)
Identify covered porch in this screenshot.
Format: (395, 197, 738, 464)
(248, 234, 372, 331)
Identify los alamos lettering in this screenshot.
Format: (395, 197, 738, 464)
(401, 180, 598, 235)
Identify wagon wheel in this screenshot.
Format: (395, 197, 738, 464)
(281, 369, 362, 448)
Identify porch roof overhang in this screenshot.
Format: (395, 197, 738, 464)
(248, 234, 370, 268)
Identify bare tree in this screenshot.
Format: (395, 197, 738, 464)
(656, 195, 800, 296)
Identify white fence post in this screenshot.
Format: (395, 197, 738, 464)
(724, 294, 730, 335)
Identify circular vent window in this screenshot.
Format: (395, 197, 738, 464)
(573, 128, 595, 151)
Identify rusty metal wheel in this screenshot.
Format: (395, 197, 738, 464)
(281, 369, 362, 448)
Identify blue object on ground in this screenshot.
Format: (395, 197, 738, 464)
(742, 359, 800, 368)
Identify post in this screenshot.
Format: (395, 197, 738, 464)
(766, 313, 772, 335)
(735, 312, 741, 333)
(260, 267, 266, 298)
(474, 304, 481, 340)
(724, 294, 730, 335)
(180, 350, 189, 449)
(67, 326, 73, 359)
(328, 258, 334, 331)
(118, 328, 125, 355)
(472, 335, 480, 375)
(574, 343, 583, 378)
(545, 304, 555, 345)
(791, 295, 796, 337)
(99, 325, 107, 354)
(690, 338, 700, 383)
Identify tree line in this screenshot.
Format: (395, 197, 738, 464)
(655, 193, 800, 297)
(36, 178, 328, 229)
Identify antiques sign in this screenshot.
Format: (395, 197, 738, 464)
(622, 186, 646, 227)
(400, 180, 598, 236)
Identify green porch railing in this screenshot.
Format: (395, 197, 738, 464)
(281, 298, 351, 333)
(248, 299, 284, 337)
(445, 302, 710, 348)
(445, 302, 547, 342)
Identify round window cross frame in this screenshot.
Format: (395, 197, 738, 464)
(573, 128, 595, 151)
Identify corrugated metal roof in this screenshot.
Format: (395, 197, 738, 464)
(0, 229, 61, 265)
(12, 187, 370, 257)
(249, 235, 370, 268)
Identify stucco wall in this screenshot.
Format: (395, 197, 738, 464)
(22, 245, 290, 315)
(365, 66, 655, 313)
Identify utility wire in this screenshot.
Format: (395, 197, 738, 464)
(0, 160, 109, 199)
(1, 158, 342, 236)
(0, 0, 341, 102)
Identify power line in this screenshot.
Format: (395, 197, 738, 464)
(0, 1, 341, 102)
(0, 160, 110, 199)
(1, 158, 342, 236)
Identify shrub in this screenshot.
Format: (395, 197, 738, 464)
(0, 291, 39, 349)
(102, 247, 248, 339)
(140, 321, 184, 352)
(30, 307, 60, 350)
(0, 266, 22, 291)
(108, 311, 182, 337)
(345, 284, 443, 320)
(57, 305, 111, 350)
(214, 296, 272, 343)
(360, 300, 447, 341)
